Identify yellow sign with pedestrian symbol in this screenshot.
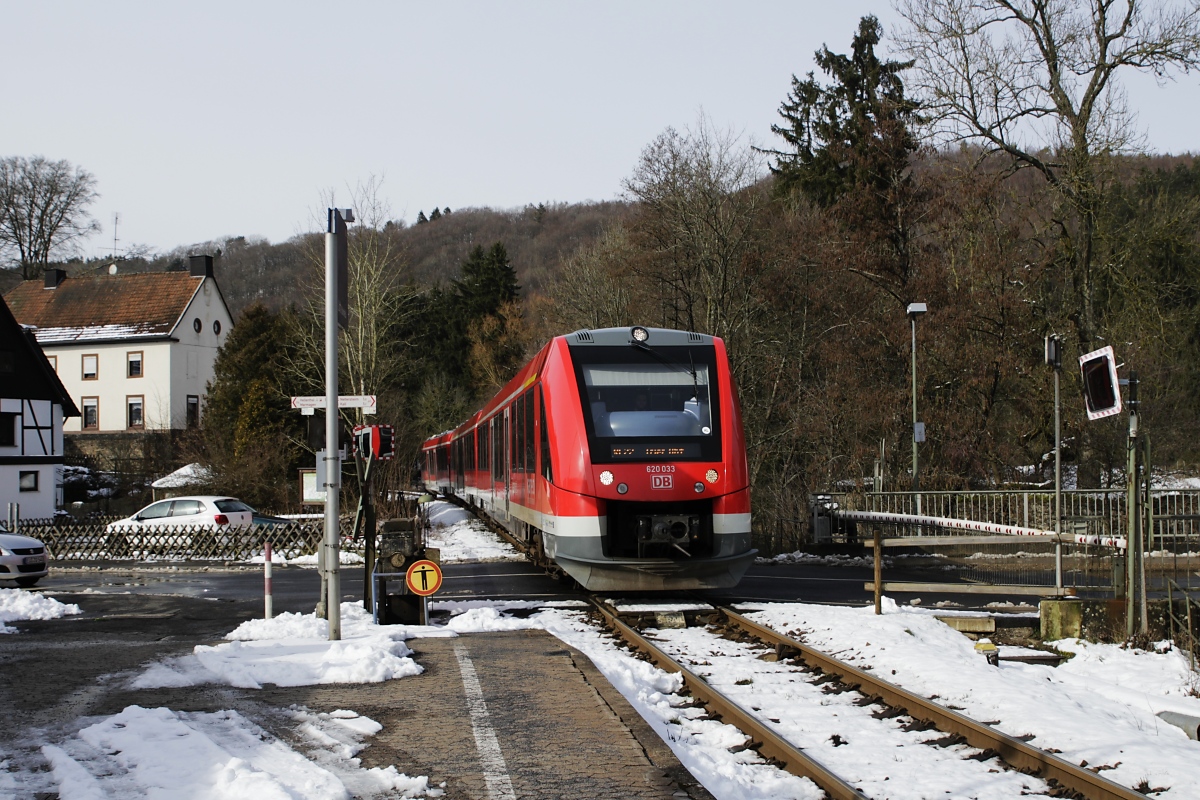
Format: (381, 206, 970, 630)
(405, 559, 443, 596)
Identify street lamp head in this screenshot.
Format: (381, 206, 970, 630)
(906, 302, 928, 318)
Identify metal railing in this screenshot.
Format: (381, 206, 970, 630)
(818, 490, 1200, 596)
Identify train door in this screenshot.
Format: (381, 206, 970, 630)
(503, 408, 511, 517)
(489, 417, 499, 510)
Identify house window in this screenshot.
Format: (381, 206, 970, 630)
(213, 320, 221, 335)
(127, 351, 143, 378)
(0, 412, 15, 447)
(186, 395, 200, 429)
(47, 355, 56, 372)
(193, 318, 202, 333)
(82, 354, 98, 380)
(19, 471, 38, 492)
(127, 396, 144, 429)
(82, 397, 99, 430)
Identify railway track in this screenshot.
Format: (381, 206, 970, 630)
(591, 599, 1149, 800)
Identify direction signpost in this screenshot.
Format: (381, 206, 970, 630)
(291, 395, 377, 415)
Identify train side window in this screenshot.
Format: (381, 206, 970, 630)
(492, 418, 500, 480)
(524, 388, 535, 473)
(512, 397, 521, 473)
(540, 397, 553, 483)
(515, 394, 527, 473)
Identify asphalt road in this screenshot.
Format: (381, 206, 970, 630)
(24, 555, 1041, 612)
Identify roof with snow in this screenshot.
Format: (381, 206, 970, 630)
(3, 271, 205, 344)
(150, 462, 214, 489)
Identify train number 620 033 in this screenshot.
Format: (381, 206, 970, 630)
(645, 465, 675, 473)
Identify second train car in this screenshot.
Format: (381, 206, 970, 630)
(421, 325, 755, 591)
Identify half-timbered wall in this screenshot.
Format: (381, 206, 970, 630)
(0, 397, 65, 518)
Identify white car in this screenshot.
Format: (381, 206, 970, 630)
(106, 496, 255, 532)
(106, 496, 255, 556)
(0, 529, 50, 587)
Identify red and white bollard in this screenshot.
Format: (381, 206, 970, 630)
(264, 541, 274, 620)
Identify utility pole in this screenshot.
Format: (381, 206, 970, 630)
(907, 303, 927, 514)
(1045, 335, 1063, 591)
(323, 208, 354, 641)
(1079, 345, 1141, 635)
(1125, 371, 1144, 638)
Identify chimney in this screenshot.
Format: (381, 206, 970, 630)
(189, 254, 214, 278)
(43, 269, 66, 289)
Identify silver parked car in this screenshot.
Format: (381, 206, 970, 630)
(0, 528, 49, 587)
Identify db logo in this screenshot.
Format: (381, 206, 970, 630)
(651, 475, 673, 490)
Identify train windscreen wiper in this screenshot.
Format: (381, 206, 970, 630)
(631, 341, 701, 400)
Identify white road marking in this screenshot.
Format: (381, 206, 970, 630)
(454, 643, 517, 800)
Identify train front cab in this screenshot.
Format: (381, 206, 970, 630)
(541, 328, 756, 591)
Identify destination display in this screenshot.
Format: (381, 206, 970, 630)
(609, 443, 702, 460)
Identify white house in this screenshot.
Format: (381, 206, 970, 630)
(4, 256, 233, 434)
(0, 294, 78, 519)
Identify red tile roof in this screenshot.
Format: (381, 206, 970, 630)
(3, 272, 203, 344)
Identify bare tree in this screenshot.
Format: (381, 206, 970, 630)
(0, 156, 100, 278)
(544, 225, 641, 331)
(622, 116, 770, 357)
(894, 0, 1200, 343)
(285, 176, 421, 430)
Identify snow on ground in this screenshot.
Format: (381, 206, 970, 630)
(261, 549, 365, 568)
(647, 623, 1055, 798)
(9, 591, 1200, 798)
(743, 598, 1200, 797)
(34, 705, 439, 800)
(422, 500, 524, 562)
(9, 502, 1200, 799)
(0, 587, 80, 633)
(6, 601, 449, 799)
(442, 601, 824, 799)
(132, 602, 449, 690)
(759, 551, 878, 567)
(436, 595, 1200, 798)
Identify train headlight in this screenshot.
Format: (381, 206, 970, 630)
(705, 469, 719, 484)
(599, 470, 614, 486)
(630, 326, 649, 343)
(694, 482, 704, 493)
(617, 483, 629, 494)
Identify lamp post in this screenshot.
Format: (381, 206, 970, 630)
(907, 302, 927, 514)
(1045, 335, 1063, 592)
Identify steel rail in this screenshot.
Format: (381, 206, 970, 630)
(718, 607, 1148, 800)
(589, 598, 869, 800)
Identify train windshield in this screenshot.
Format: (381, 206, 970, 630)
(571, 345, 722, 462)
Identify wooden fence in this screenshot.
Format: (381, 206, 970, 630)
(9, 518, 350, 563)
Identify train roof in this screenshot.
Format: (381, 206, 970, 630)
(564, 326, 715, 347)
(420, 327, 721, 448)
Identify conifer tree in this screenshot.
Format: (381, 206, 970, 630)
(767, 15, 921, 209)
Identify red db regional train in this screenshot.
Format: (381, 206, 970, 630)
(420, 326, 755, 591)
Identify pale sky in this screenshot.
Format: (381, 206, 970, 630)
(3, 2, 1197, 260)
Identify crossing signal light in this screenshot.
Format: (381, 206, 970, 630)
(1079, 345, 1122, 420)
(353, 424, 396, 460)
(376, 424, 395, 460)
